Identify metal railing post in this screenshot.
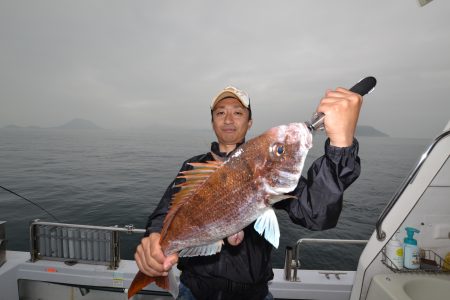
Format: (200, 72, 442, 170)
(284, 238, 368, 282)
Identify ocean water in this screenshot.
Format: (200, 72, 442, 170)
(0, 127, 431, 270)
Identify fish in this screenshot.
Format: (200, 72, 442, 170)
(128, 122, 312, 299)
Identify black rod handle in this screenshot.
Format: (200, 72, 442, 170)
(349, 76, 377, 96)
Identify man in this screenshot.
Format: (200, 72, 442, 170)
(135, 85, 362, 300)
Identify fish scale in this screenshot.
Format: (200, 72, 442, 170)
(160, 123, 311, 253)
(162, 167, 261, 254)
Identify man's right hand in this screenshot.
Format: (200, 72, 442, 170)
(316, 87, 363, 147)
(134, 232, 178, 277)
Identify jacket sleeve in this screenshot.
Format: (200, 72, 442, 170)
(273, 138, 360, 230)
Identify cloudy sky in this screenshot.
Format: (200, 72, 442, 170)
(1, 0, 449, 138)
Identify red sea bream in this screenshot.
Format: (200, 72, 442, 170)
(128, 122, 312, 298)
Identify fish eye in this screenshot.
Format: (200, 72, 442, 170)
(277, 145, 284, 155)
(271, 144, 285, 157)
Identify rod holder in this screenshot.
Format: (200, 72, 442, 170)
(284, 246, 297, 281)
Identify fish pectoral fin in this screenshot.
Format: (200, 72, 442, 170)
(268, 194, 297, 205)
(254, 208, 280, 249)
(178, 240, 224, 257)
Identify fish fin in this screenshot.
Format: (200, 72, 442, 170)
(128, 271, 163, 299)
(254, 208, 280, 249)
(155, 275, 169, 290)
(188, 160, 222, 168)
(268, 194, 297, 205)
(128, 270, 178, 299)
(179, 240, 224, 257)
(161, 161, 223, 239)
(172, 161, 223, 202)
(167, 268, 179, 299)
(176, 162, 221, 182)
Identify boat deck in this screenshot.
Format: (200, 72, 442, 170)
(1, 250, 355, 300)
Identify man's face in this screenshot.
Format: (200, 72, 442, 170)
(212, 97, 253, 147)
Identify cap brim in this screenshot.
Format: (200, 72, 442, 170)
(211, 89, 250, 110)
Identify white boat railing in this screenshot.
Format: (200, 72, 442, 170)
(285, 238, 368, 282)
(375, 128, 450, 241)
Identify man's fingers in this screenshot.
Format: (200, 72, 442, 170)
(148, 244, 165, 265)
(335, 87, 354, 94)
(134, 234, 170, 277)
(323, 89, 358, 101)
(227, 230, 244, 246)
(318, 89, 362, 113)
(135, 246, 155, 276)
(315, 87, 363, 147)
(163, 253, 179, 271)
(136, 243, 164, 276)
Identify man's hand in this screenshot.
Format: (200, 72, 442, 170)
(134, 233, 178, 276)
(227, 230, 244, 246)
(317, 87, 363, 147)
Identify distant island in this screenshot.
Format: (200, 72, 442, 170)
(2, 121, 388, 136)
(2, 118, 101, 130)
(4, 124, 23, 129)
(313, 125, 389, 137)
(55, 118, 101, 130)
(356, 125, 389, 137)
(3, 124, 42, 129)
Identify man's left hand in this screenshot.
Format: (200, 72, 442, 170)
(227, 230, 244, 246)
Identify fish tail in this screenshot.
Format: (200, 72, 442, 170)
(127, 271, 169, 299)
(155, 274, 170, 289)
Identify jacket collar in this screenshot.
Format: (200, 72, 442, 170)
(210, 141, 245, 159)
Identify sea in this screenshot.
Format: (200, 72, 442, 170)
(0, 127, 432, 270)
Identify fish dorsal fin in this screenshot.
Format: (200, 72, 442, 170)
(179, 240, 224, 257)
(174, 161, 222, 189)
(254, 208, 280, 248)
(160, 160, 222, 239)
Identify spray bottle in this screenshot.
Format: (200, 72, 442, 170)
(404, 227, 420, 269)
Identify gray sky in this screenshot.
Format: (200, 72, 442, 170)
(1, 0, 449, 138)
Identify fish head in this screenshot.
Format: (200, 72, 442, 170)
(255, 122, 312, 198)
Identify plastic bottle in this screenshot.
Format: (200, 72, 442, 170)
(386, 232, 403, 269)
(403, 227, 420, 269)
(443, 252, 450, 271)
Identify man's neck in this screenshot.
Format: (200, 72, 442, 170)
(219, 143, 237, 155)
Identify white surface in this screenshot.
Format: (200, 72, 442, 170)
(366, 273, 450, 300)
(0, 250, 355, 300)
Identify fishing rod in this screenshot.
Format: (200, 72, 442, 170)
(0, 185, 61, 222)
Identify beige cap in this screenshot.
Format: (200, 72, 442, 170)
(210, 86, 250, 110)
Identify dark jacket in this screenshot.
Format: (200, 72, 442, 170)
(145, 139, 360, 300)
